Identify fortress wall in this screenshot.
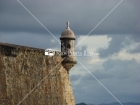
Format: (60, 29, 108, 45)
(0, 45, 75, 105)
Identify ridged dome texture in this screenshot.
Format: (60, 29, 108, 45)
(60, 29, 75, 39)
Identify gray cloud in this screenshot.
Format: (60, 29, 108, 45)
(97, 35, 127, 58)
(129, 44, 140, 54)
(97, 35, 140, 58)
(1, 0, 140, 52)
(70, 75, 81, 82)
(0, 0, 140, 35)
(127, 35, 140, 54)
(0, 32, 59, 49)
(75, 45, 93, 61)
(72, 58, 140, 104)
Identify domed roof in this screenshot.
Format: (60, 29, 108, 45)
(60, 22, 76, 39)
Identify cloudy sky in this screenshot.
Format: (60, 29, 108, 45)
(0, 0, 140, 104)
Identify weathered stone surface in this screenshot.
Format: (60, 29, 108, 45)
(0, 43, 75, 105)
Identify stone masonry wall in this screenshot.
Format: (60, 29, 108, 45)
(0, 45, 75, 105)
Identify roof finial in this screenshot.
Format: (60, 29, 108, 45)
(66, 21, 70, 29)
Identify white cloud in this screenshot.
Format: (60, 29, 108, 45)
(76, 35, 111, 51)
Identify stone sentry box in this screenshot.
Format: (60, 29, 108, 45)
(60, 22, 77, 71)
(0, 22, 76, 105)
